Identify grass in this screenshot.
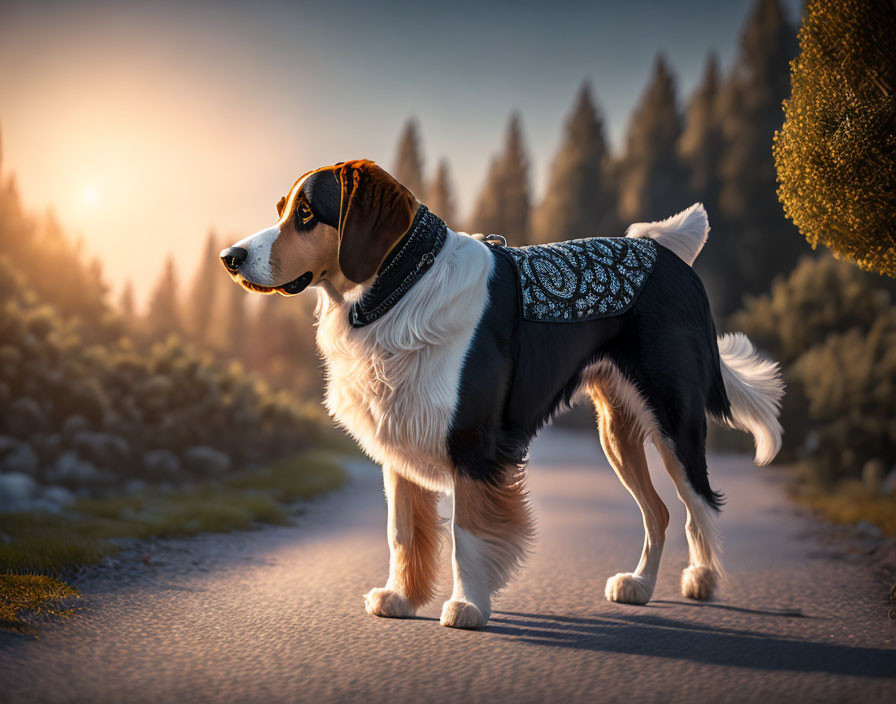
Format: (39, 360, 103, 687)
(0, 574, 79, 633)
(790, 475, 896, 536)
(0, 451, 348, 631)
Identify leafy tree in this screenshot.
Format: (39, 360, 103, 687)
(617, 55, 689, 225)
(426, 158, 458, 227)
(145, 255, 181, 339)
(392, 118, 426, 201)
(470, 113, 532, 243)
(718, 0, 803, 311)
(774, 0, 896, 278)
(532, 81, 616, 244)
(186, 230, 222, 345)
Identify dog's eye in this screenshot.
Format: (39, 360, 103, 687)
(297, 200, 315, 225)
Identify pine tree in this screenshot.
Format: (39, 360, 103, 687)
(718, 0, 803, 309)
(246, 294, 322, 399)
(186, 230, 222, 345)
(145, 255, 181, 339)
(774, 0, 896, 278)
(31, 211, 107, 321)
(532, 81, 616, 244)
(392, 118, 426, 200)
(680, 53, 724, 217)
(680, 53, 727, 306)
(119, 280, 136, 319)
(470, 156, 502, 236)
(223, 272, 247, 359)
(469, 113, 532, 243)
(426, 158, 458, 226)
(246, 293, 279, 370)
(617, 55, 689, 225)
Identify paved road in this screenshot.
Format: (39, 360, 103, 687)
(2, 427, 894, 703)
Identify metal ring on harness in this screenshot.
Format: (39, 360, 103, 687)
(473, 233, 507, 246)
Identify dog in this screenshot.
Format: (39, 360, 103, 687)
(220, 159, 784, 629)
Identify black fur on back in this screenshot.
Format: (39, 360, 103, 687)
(447, 242, 731, 510)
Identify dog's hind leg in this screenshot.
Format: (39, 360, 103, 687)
(655, 433, 723, 601)
(589, 379, 669, 605)
(440, 470, 534, 629)
(365, 465, 441, 618)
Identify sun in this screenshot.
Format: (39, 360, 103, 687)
(82, 184, 101, 206)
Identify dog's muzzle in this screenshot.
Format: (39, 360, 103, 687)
(220, 246, 248, 272)
(279, 271, 314, 295)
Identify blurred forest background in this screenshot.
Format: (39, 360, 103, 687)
(1, 0, 894, 514)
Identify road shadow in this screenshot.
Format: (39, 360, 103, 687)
(651, 600, 811, 618)
(489, 610, 895, 679)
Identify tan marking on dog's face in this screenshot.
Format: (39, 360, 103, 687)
(230, 166, 342, 295)
(265, 166, 356, 296)
(268, 218, 344, 296)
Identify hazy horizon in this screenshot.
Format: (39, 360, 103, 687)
(0, 0, 801, 308)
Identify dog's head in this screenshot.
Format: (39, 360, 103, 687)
(220, 160, 417, 296)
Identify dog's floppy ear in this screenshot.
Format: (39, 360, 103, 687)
(336, 160, 417, 283)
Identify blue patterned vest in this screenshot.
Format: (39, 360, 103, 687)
(495, 237, 657, 323)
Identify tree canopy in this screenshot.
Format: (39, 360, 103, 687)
(426, 158, 458, 227)
(774, 0, 896, 278)
(392, 118, 426, 201)
(718, 0, 803, 311)
(532, 81, 616, 243)
(469, 113, 532, 242)
(617, 55, 689, 225)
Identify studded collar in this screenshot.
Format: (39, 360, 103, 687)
(348, 205, 447, 328)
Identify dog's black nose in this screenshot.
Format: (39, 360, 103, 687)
(220, 246, 248, 272)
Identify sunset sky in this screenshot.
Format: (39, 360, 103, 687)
(0, 0, 800, 307)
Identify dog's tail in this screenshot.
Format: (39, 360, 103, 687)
(712, 333, 785, 466)
(626, 202, 709, 266)
(627, 204, 783, 464)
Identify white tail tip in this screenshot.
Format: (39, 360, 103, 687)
(717, 333, 785, 466)
(626, 202, 709, 266)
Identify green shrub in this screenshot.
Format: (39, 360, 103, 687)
(0, 253, 333, 492)
(732, 254, 896, 483)
(789, 311, 896, 483)
(732, 255, 893, 365)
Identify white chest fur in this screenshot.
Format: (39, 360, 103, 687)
(315, 231, 493, 492)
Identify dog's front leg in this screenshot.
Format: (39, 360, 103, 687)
(365, 465, 440, 618)
(441, 505, 491, 629)
(441, 472, 534, 630)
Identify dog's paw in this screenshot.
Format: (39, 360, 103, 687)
(605, 572, 654, 605)
(364, 587, 414, 618)
(681, 565, 716, 601)
(440, 599, 487, 629)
